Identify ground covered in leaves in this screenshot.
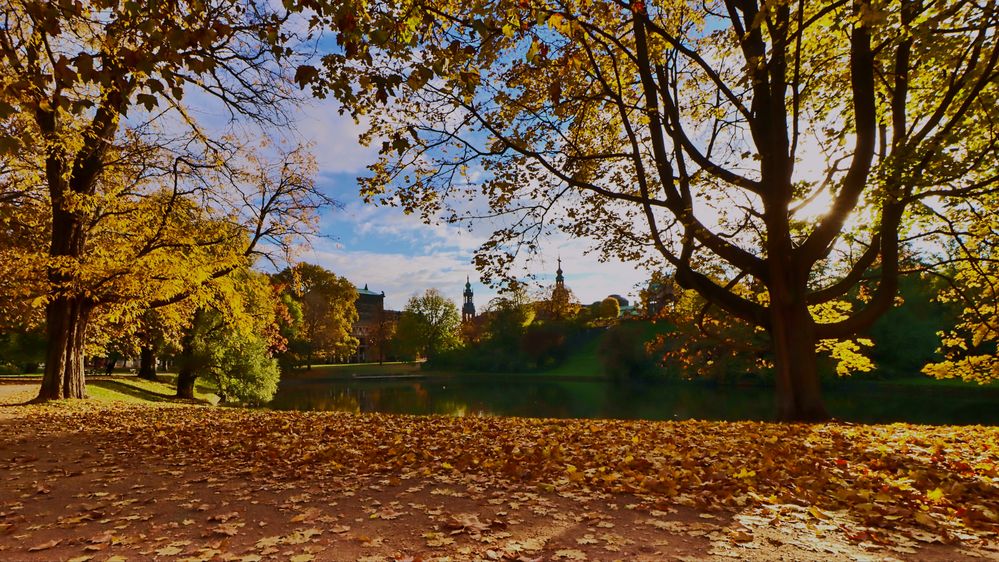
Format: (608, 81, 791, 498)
(0, 384, 997, 561)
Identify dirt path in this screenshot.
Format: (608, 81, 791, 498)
(0, 386, 996, 561)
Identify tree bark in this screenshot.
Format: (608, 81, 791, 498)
(37, 171, 93, 401)
(770, 300, 828, 422)
(175, 310, 200, 399)
(37, 296, 91, 400)
(175, 332, 197, 399)
(137, 346, 157, 381)
(176, 368, 197, 400)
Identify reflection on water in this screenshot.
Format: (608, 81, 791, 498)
(267, 377, 999, 425)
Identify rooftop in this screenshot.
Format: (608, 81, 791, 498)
(357, 284, 384, 297)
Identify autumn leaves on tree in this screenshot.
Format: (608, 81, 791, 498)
(0, 1, 332, 400)
(301, 0, 999, 420)
(2, 0, 998, 422)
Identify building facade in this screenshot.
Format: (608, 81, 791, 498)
(352, 285, 401, 363)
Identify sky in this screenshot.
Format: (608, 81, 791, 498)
(292, 99, 649, 311)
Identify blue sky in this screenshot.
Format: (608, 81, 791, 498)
(291, 99, 649, 310)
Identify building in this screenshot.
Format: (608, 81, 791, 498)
(538, 257, 578, 320)
(553, 257, 567, 299)
(644, 278, 677, 318)
(352, 284, 401, 363)
(462, 276, 476, 322)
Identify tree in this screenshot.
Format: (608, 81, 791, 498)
(656, 286, 774, 383)
(369, 312, 398, 364)
(272, 290, 306, 370)
(599, 297, 621, 320)
(0, 0, 328, 401)
(306, 0, 999, 420)
(197, 323, 281, 405)
(599, 322, 659, 381)
(396, 289, 462, 359)
(638, 271, 680, 319)
(175, 268, 285, 401)
(535, 285, 581, 321)
(0, 326, 46, 374)
(273, 264, 359, 368)
(923, 202, 999, 384)
(484, 287, 535, 349)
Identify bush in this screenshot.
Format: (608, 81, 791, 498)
(203, 329, 280, 405)
(521, 322, 570, 368)
(598, 322, 659, 381)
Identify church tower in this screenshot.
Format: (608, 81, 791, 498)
(462, 276, 476, 322)
(548, 256, 574, 320)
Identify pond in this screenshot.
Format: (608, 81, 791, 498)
(268, 375, 999, 425)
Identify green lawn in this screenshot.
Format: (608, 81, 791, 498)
(288, 362, 423, 379)
(543, 335, 604, 378)
(87, 374, 218, 405)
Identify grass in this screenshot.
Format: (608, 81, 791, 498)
(543, 335, 604, 378)
(289, 362, 423, 379)
(86, 374, 218, 405)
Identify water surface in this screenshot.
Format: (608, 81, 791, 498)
(269, 376, 999, 425)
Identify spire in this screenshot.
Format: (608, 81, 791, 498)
(462, 276, 475, 321)
(555, 256, 564, 288)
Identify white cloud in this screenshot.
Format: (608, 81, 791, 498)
(296, 99, 378, 175)
(305, 242, 477, 309)
(307, 202, 649, 310)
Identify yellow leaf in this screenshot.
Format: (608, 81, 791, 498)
(808, 506, 830, 520)
(926, 487, 945, 502)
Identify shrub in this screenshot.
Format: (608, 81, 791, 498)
(598, 322, 659, 381)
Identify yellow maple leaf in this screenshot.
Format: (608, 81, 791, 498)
(926, 487, 945, 502)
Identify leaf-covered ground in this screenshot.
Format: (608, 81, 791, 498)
(0, 384, 997, 561)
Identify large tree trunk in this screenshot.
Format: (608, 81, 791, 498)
(176, 328, 197, 399)
(175, 307, 207, 400)
(137, 346, 157, 381)
(770, 300, 828, 422)
(37, 296, 91, 400)
(176, 367, 197, 399)
(37, 150, 95, 401)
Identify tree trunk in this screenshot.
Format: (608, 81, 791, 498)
(176, 368, 197, 399)
(137, 346, 157, 381)
(770, 301, 829, 422)
(175, 375, 194, 399)
(176, 312, 199, 399)
(38, 180, 92, 400)
(176, 338, 197, 399)
(37, 296, 91, 400)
